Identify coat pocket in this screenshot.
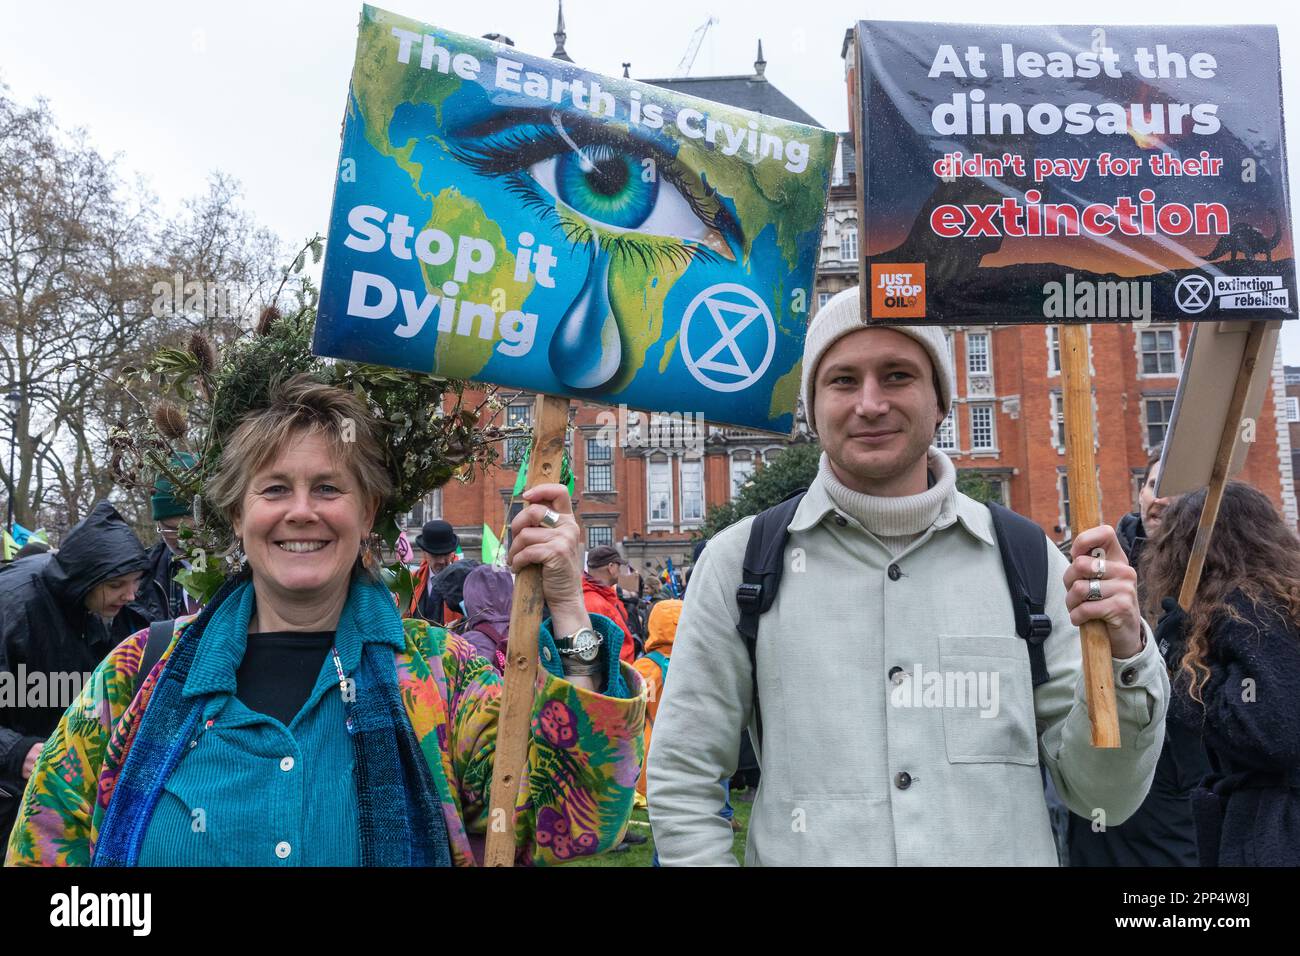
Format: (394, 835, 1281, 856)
(938, 634, 1038, 766)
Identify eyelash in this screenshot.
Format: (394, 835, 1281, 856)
(450, 123, 739, 269)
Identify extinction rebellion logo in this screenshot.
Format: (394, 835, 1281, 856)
(1176, 273, 1290, 314)
(871, 263, 927, 318)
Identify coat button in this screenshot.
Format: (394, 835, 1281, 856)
(280, 756, 295, 772)
(834, 513, 848, 527)
(894, 772, 912, 790)
(275, 841, 292, 859)
(888, 666, 907, 685)
(1120, 666, 1139, 686)
(888, 564, 902, 581)
(542, 646, 552, 663)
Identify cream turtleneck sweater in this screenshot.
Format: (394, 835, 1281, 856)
(818, 447, 956, 555)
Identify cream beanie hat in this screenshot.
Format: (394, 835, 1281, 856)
(800, 286, 955, 436)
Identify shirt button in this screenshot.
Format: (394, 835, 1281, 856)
(1120, 666, 1139, 686)
(894, 772, 912, 790)
(888, 666, 907, 685)
(834, 513, 847, 527)
(280, 756, 295, 772)
(888, 564, 902, 581)
(275, 841, 292, 859)
(541, 646, 552, 663)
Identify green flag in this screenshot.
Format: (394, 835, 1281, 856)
(482, 523, 501, 565)
(2, 530, 17, 560)
(510, 439, 575, 497)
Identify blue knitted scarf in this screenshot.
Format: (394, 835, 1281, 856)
(93, 573, 451, 867)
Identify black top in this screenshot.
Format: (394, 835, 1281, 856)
(235, 631, 335, 727)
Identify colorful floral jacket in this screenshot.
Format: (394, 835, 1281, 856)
(6, 615, 645, 867)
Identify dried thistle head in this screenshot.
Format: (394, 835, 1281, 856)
(152, 400, 188, 442)
(257, 305, 282, 337)
(189, 331, 218, 375)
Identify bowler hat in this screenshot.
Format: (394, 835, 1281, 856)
(416, 519, 459, 555)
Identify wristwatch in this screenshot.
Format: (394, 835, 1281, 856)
(555, 626, 603, 661)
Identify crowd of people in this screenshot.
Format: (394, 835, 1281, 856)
(2, 285, 1298, 867)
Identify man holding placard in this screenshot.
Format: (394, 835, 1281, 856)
(648, 288, 1169, 866)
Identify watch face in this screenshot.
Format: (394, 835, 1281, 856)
(573, 629, 602, 663)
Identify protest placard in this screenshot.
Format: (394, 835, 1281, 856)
(315, 5, 835, 433)
(851, 21, 1296, 326)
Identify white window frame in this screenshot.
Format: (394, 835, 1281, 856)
(1046, 326, 1061, 377)
(935, 407, 958, 451)
(1058, 472, 1071, 531)
(969, 403, 996, 451)
(647, 456, 673, 525)
(817, 291, 832, 312)
(1143, 396, 1176, 449)
(1286, 395, 1299, 423)
(839, 224, 858, 262)
(678, 457, 705, 526)
(585, 436, 613, 493)
(586, 525, 613, 550)
(1137, 325, 1180, 378)
(1049, 392, 1065, 454)
(966, 331, 990, 375)
(729, 452, 756, 499)
(505, 404, 532, 467)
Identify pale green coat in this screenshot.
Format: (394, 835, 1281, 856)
(648, 468, 1169, 866)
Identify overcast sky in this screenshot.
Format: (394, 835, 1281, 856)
(1, 0, 1297, 362)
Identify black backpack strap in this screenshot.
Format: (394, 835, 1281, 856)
(137, 619, 176, 692)
(735, 489, 807, 749)
(987, 502, 1053, 688)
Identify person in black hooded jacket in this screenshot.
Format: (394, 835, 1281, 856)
(0, 501, 150, 842)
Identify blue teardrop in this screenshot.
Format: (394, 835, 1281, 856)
(549, 247, 622, 391)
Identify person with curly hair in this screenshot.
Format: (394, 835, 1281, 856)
(6, 374, 644, 867)
(1141, 481, 1300, 866)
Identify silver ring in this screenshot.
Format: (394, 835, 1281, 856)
(1086, 579, 1104, 602)
(539, 508, 562, 529)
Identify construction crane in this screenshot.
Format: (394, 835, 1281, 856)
(675, 16, 718, 77)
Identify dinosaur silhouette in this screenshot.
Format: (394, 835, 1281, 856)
(1202, 220, 1283, 262)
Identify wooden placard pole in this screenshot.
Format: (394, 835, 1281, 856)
(1060, 324, 1120, 748)
(1177, 321, 1268, 611)
(484, 393, 572, 867)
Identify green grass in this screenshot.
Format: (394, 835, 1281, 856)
(569, 787, 753, 867)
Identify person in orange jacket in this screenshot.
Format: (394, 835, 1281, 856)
(633, 599, 682, 806)
(582, 545, 636, 665)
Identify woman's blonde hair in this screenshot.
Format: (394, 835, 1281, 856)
(207, 373, 393, 532)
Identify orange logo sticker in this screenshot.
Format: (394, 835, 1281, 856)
(870, 264, 926, 318)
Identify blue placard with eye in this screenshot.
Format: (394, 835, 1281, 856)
(315, 5, 835, 433)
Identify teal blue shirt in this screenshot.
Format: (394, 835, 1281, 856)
(137, 578, 610, 866)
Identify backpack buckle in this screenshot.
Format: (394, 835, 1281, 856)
(1028, 613, 1052, 643)
(736, 582, 763, 613)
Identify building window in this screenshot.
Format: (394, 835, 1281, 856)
(648, 457, 673, 524)
(679, 458, 704, 524)
(967, 332, 990, 374)
(586, 436, 613, 492)
(970, 404, 995, 450)
(730, 453, 755, 498)
(505, 404, 531, 467)
(1287, 396, 1299, 422)
(818, 291, 832, 311)
(1140, 328, 1178, 375)
(1050, 392, 1065, 452)
(935, 408, 958, 451)
(587, 525, 613, 550)
(840, 225, 858, 262)
(1144, 397, 1175, 447)
(404, 488, 443, 528)
(1058, 473, 1071, 530)
(1047, 326, 1061, 376)
(945, 330, 955, 369)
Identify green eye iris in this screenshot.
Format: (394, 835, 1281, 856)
(556, 146, 658, 229)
